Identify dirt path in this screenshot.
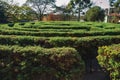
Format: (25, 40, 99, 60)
(82, 58, 111, 80)
(82, 70, 110, 80)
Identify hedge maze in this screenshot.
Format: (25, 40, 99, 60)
(0, 21, 120, 80)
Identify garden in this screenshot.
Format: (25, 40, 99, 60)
(0, 21, 120, 80)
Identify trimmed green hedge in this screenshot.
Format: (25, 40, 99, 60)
(0, 29, 120, 37)
(23, 25, 91, 30)
(0, 35, 120, 60)
(8, 23, 15, 27)
(0, 45, 84, 80)
(0, 35, 120, 47)
(0, 28, 87, 32)
(19, 22, 25, 26)
(97, 44, 120, 80)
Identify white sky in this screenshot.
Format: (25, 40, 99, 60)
(13, 0, 70, 6)
(55, 0, 70, 6)
(92, 0, 110, 9)
(13, 0, 110, 9)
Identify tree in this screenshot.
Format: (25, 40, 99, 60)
(0, 0, 9, 23)
(109, 0, 116, 7)
(107, 0, 120, 23)
(7, 5, 20, 22)
(114, 0, 120, 7)
(114, 0, 120, 13)
(1, 0, 35, 22)
(85, 6, 105, 22)
(68, 0, 92, 21)
(19, 5, 36, 21)
(109, 0, 120, 10)
(25, 0, 56, 21)
(54, 5, 71, 21)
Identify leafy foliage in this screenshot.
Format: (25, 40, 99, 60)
(25, 0, 56, 20)
(68, 0, 92, 21)
(97, 44, 120, 80)
(114, 0, 120, 13)
(19, 22, 25, 26)
(0, 45, 84, 80)
(8, 22, 15, 27)
(85, 6, 105, 21)
(0, 21, 120, 80)
(0, 0, 8, 23)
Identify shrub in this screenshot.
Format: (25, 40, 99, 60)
(8, 23, 15, 27)
(19, 22, 25, 26)
(97, 44, 120, 80)
(85, 6, 105, 22)
(31, 22, 35, 25)
(1, 29, 120, 37)
(0, 45, 84, 80)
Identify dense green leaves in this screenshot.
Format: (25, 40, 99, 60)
(0, 45, 84, 80)
(85, 6, 105, 21)
(1, 29, 120, 37)
(0, 21, 120, 80)
(97, 44, 120, 80)
(0, 0, 9, 23)
(0, 35, 120, 57)
(68, 0, 92, 21)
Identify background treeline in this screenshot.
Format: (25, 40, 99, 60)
(0, 0, 120, 23)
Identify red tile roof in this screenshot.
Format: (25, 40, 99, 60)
(109, 13, 120, 17)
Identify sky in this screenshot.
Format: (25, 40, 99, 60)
(13, 0, 70, 6)
(14, 0, 110, 9)
(92, 0, 110, 9)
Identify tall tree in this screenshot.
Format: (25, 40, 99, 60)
(54, 5, 71, 20)
(114, 0, 120, 13)
(7, 5, 35, 22)
(109, 0, 120, 8)
(69, 0, 92, 21)
(108, 0, 120, 14)
(25, 0, 56, 21)
(85, 6, 105, 22)
(114, 0, 120, 7)
(19, 5, 36, 21)
(109, 0, 116, 7)
(0, 0, 9, 23)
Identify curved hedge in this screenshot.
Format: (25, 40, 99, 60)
(0, 35, 120, 47)
(23, 25, 91, 30)
(0, 29, 120, 37)
(0, 27, 87, 32)
(97, 44, 120, 80)
(0, 45, 84, 80)
(0, 35, 120, 60)
(0, 21, 120, 80)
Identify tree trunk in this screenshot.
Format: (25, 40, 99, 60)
(37, 14, 43, 21)
(77, 8, 80, 21)
(39, 16, 43, 21)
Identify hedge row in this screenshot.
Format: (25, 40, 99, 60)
(0, 28, 87, 32)
(23, 25, 91, 30)
(0, 35, 120, 46)
(1, 26, 118, 33)
(2, 24, 119, 32)
(97, 44, 120, 80)
(0, 29, 120, 37)
(0, 35, 120, 59)
(0, 45, 84, 80)
(22, 25, 119, 30)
